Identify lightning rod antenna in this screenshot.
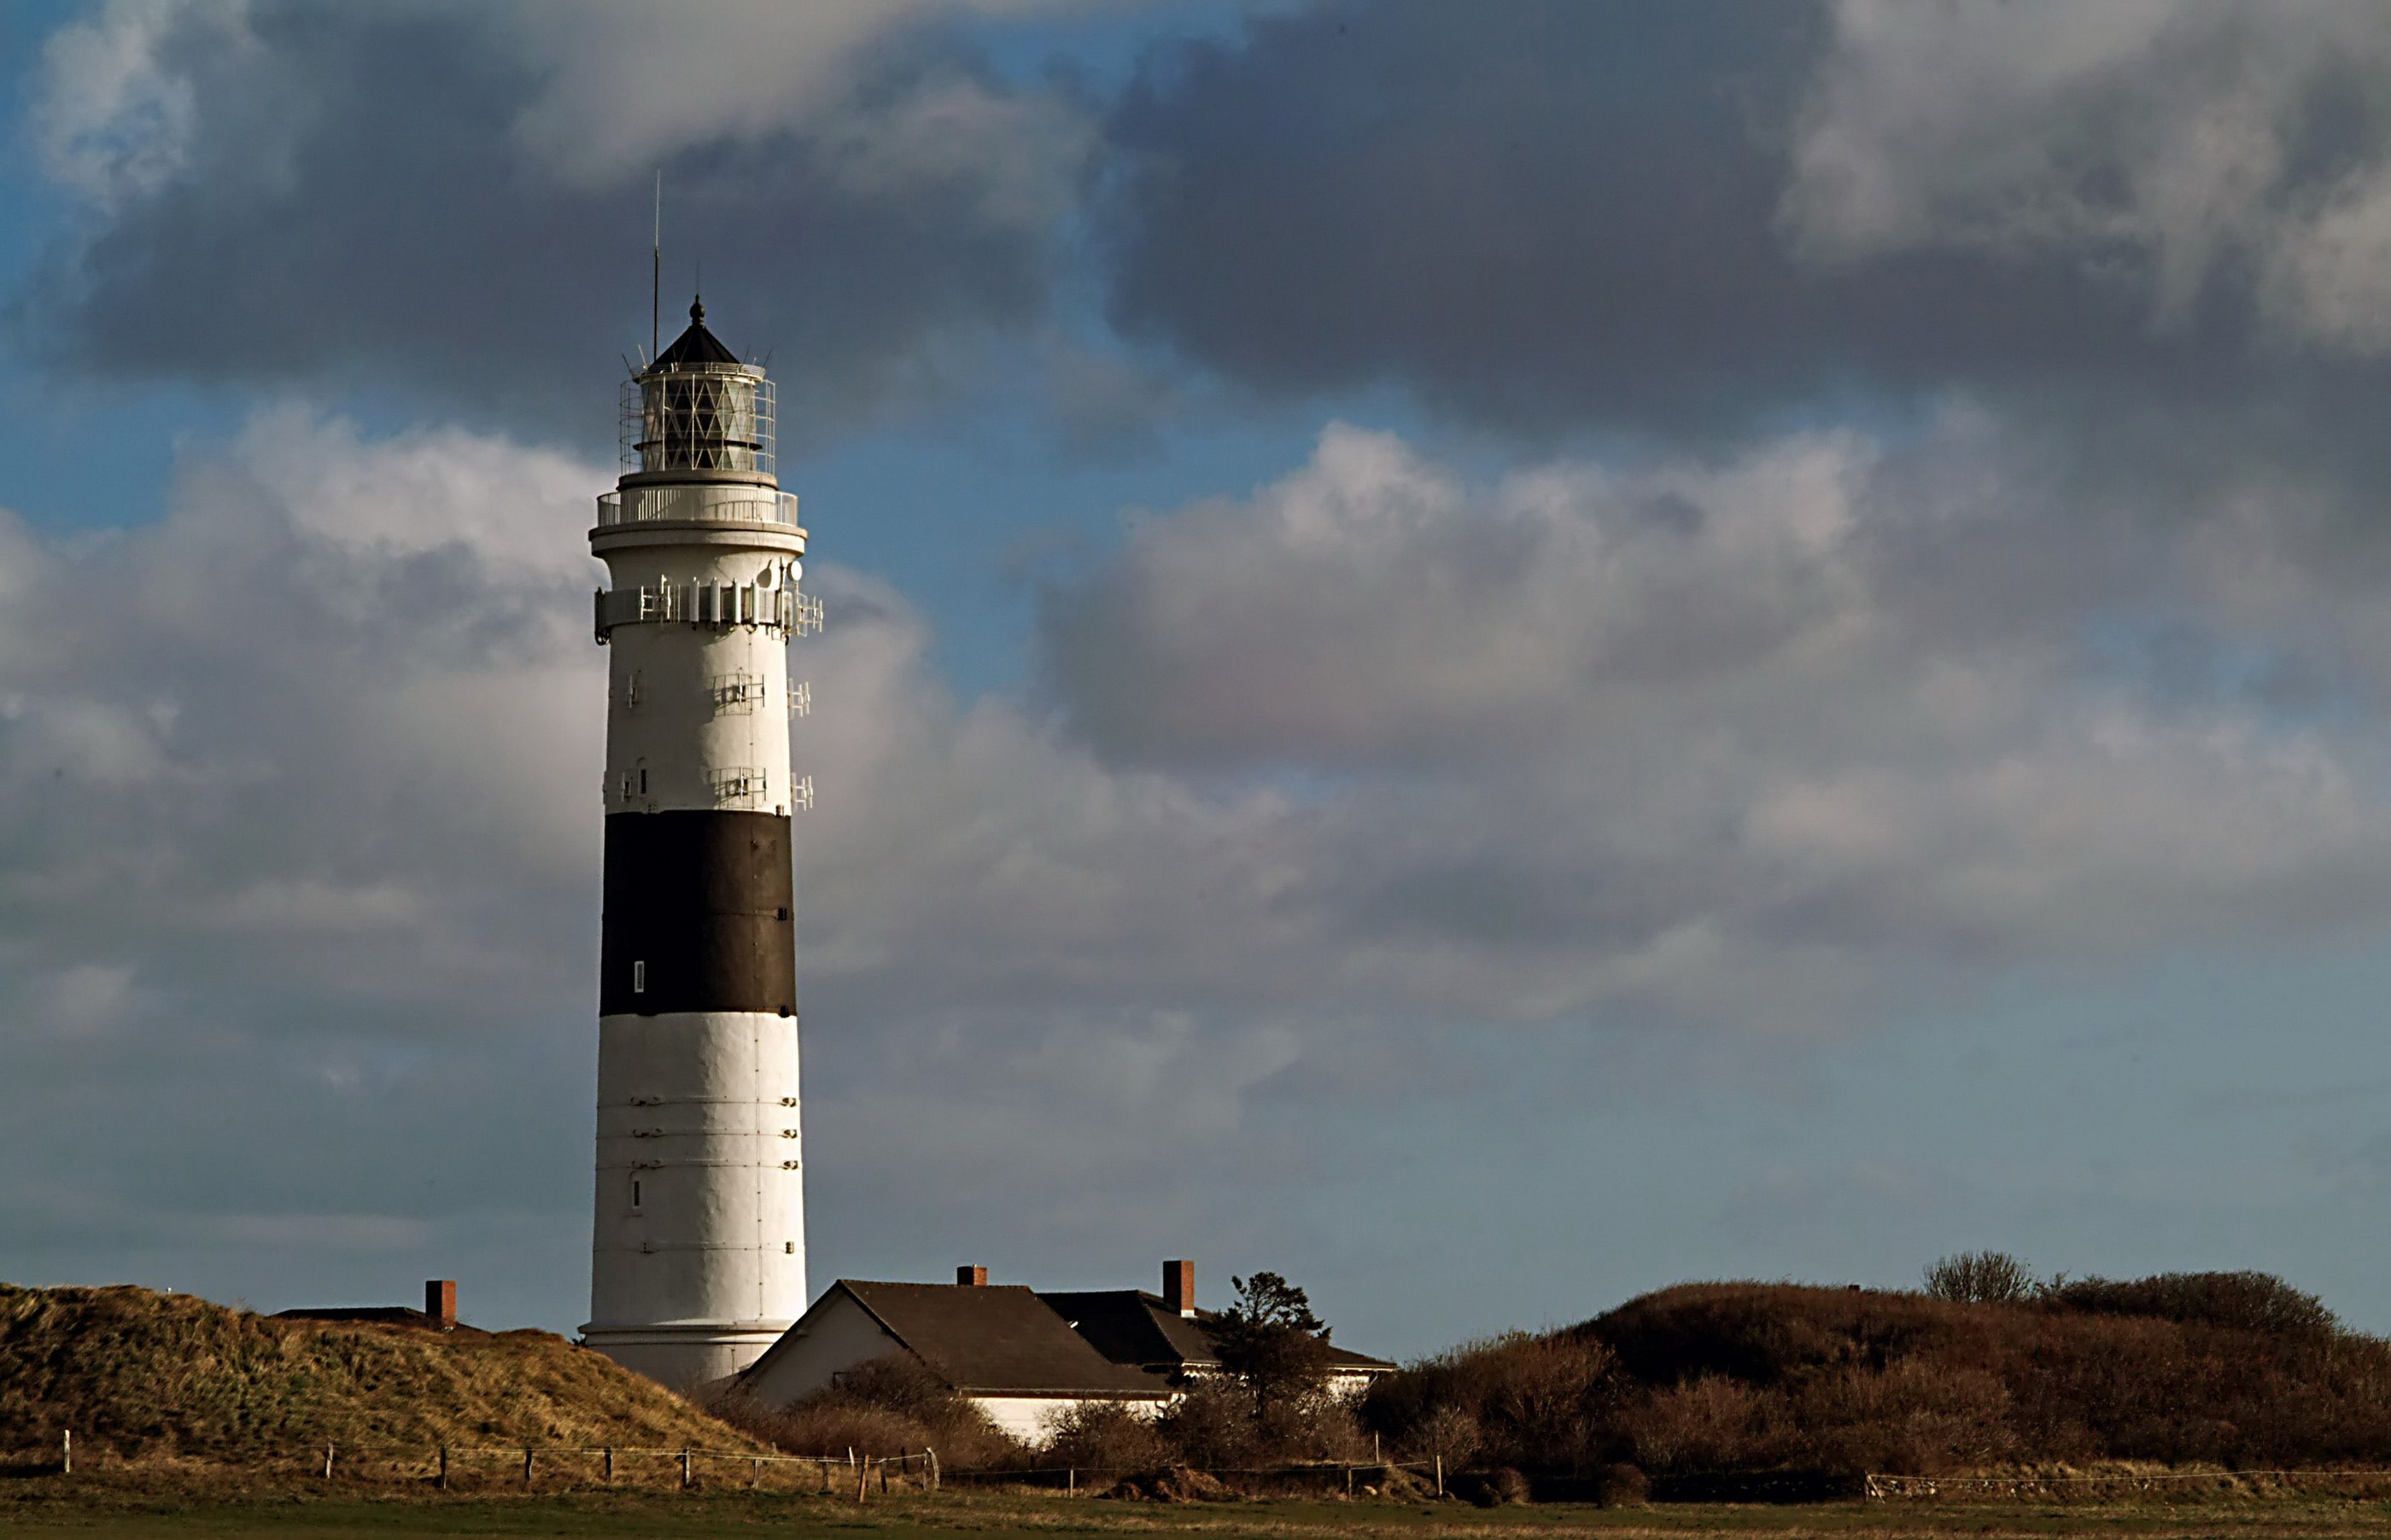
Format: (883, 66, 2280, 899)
(652, 172, 662, 364)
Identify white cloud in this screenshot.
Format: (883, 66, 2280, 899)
(489, 0, 1081, 185)
(9, 404, 2391, 1321)
(1042, 419, 2391, 994)
(32, 0, 232, 206)
(1783, 0, 2391, 349)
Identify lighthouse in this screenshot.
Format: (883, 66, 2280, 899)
(582, 297, 817, 1387)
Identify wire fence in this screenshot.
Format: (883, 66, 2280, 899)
(28, 1434, 1459, 1501)
(38, 1431, 945, 1496)
(34, 1432, 2391, 1507)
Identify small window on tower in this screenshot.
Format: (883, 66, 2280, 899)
(785, 1241, 795, 1255)
(638, 767, 649, 794)
(632, 960, 646, 993)
(630, 1176, 644, 1212)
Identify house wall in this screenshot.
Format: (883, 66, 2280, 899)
(740, 1291, 905, 1407)
(969, 1393, 1165, 1445)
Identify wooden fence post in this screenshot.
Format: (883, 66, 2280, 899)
(1435, 1455, 1443, 1497)
(603, 1446, 613, 1483)
(437, 1444, 448, 1490)
(681, 1449, 693, 1490)
(523, 1447, 535, 1485)
(856, 1457, 868, 1503)
(1067, 1467, 1076, 1496)
(927, 1448, 938, 1491)
(324, 1444, 336, 1480)
(61, 1430, 71, 1477)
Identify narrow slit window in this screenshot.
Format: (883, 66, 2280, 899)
(632, 960, 646, 993)
(630, 1176, 644, 1211)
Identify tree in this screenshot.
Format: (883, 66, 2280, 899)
(1213, 1272, 1336, 1407)
(1923, 1251, 2037, 1304)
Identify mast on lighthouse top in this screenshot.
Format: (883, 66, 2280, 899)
(623, 295, 775, 487)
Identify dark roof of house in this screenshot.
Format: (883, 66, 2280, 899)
(835, 1281, 1171, 1398)
(1038, 1290, 1395, 1375)
(1039, 1289, 1217, 1369)
(652, 297, 742, 368)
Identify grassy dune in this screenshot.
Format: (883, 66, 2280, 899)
(0, 1283, 755, 1464)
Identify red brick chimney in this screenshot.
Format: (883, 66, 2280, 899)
(956, 1264, 988, 1286)
(1163, 1259, 1195, 1317)
(424, 1279, 457, 1330)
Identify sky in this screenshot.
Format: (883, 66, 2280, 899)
(12, 0, 2391, 1358)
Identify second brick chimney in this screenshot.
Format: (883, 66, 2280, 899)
(1163, 1259, 1195, 1317)
(424, 1279, 456, 1330)
(956, 1264, 988, 1286)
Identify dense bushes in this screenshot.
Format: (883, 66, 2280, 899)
(1357, 1273, 2391, 1480)
(714, 1355, 1017, 1467)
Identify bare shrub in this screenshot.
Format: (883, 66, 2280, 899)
(717, 1395, 929, 1461)
(1411, 1405, 1480, 1467)
(2046, 1271, 2337, 1337)
(1789, 1361, 2020, 1475)
(717, 1352, 1021, 1467)
(1592, 1461, 1647, 1507)
(1622, 1374, 1786, 1473)
(1259, 1387, 1370, 1461)
(1359, 1330, 1616, 1471)
(1045, 1400, 1168, 1472)
(1155, 1378, 1258, 1469)
(1459, 1466, 1530, 1506)
(1924, 1251, 2037, 1304)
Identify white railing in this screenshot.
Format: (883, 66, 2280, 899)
(593, 580, 821, 642)
(594, 487, 798, 528)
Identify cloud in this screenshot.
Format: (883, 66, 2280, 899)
(1041, 421, 2391, 983)
(1096, 0, 2391, 436)
(23, 0, 1092, 441)
(486, 0, 1079, 185)
(9, 396, 2391, 1327)
(1784, 0, 2391, 353)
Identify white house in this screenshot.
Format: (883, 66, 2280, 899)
(735, 1261, 1393, 1444)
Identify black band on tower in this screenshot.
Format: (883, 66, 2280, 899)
(599, 810, 796, 1015)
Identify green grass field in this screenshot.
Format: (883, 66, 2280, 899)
(15, 1481, 2391, 1540)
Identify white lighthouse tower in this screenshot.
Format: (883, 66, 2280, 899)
(582, 296, 817, 1387)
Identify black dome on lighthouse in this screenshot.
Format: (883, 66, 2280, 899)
(652, 295, 741, 367)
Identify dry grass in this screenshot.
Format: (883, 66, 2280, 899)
(0, 1283, 756, 1465)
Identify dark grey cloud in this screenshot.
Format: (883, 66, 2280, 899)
(25, 2, 1088, 447)
(1096, 0, 2391, 437)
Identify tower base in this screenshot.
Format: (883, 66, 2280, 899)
(582, 1318, 795, 1394)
